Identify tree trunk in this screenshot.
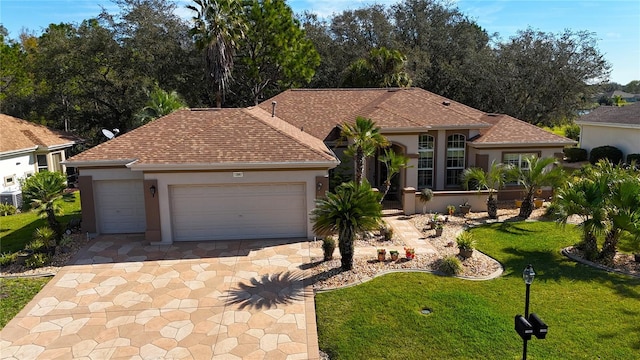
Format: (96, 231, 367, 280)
(518, 191, 535, 219)
(46, 208, 62, 245)
(487, 194, 498, 219)
(582, 231, 598, 261)
(379, 180, 391, 204)
(354, 149, 365, 184)
(338, 227, 355, 271)
(599, 228, 621, 266)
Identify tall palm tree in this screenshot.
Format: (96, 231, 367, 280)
(21, 171, 74, 243)
(507, 155, 565, 219)
(311, 181, 382, 271)
(341, 117, 389, 184)
(188, 0, 244, 108)
(134, 87, 187, 126)
(378, 148, 410, 203)
(461, 161, 507, 219)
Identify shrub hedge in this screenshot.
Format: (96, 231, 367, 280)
(589, 145, 623, 164)
(563, 147, 588, 162)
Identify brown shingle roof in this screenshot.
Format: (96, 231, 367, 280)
(259, 88, 574, 146)
(473, 114, 576, 146)
(259, 88, 490, 138)
(577, 103, 640, 126)
(0, 114, 78, 153)
(66, 108, 337, 168)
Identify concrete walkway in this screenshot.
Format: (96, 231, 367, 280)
(0, 235, 319, 360)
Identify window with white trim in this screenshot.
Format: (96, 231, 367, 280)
(36, 154, 48, 172)
(503, 153, 537, 184)
(446, 134, 465, 186)
(417, 134, 434, 189)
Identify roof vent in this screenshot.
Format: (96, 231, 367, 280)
(271, 101, 277, 117)
(442, 101, 451, 106)
(487, 113, 500, 117)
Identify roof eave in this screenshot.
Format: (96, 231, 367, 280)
(127, 160, 341, 171)
(381, 127, 432, 133)
(469, 141, 577, 148)
(0, 146, 38, 158)
(43, 142, 78, 151)
(576, 120, 640, 129)
(62, 159, 138, 167)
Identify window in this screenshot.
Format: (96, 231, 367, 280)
(418, 134, 434, 189)
(503, 153, 537, 184)
(36, 154, 48, 172)
(51, 152, 63, 173)
(4, 175, 15, 187)
(446, 134, 466, 186)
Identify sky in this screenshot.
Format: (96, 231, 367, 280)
(1, 0, 638, 84)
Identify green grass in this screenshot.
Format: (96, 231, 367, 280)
(316, 221, 640, 359)
(0, 191, 81, 253)
(0, 277, 51, 329)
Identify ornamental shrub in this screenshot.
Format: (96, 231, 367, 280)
(438, 256, 462, 275)
(563, 147, 588, 162)
(564, 124, 580, 141)
(0, 203, 17, 216)
(626, 153, 640, 163)
(589, 145, 623, 165)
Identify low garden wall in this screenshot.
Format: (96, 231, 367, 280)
(402, 188, 492, 215)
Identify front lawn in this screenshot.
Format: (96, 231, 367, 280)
(0, 191, 81, 254)
(315, 221, 640, 359)
(0, 277, 51, 329)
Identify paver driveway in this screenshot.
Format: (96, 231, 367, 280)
(0, 235, 320, 359)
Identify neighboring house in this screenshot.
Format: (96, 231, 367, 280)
(576, 102, 640, 160)
(65, 107, 339, 244)
(0, 114, 78, 208)
(66, 88, 575, 243)
(604, 90, 640, 103)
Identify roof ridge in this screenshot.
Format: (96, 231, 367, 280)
(244, 107, 336, 161)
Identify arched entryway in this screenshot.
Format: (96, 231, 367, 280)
(372, 143, 406, 203)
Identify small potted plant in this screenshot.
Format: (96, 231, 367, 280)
(435, 222, 444, 237)
(456, 232, 476, 259)
(429, 213, 440, 229)
(390, 250, 399, 261)
(446, 204, 455, 216)
(322, 236, 336, 261)
(404, 247, 415, 260)
(377, 248, 387, 262)
(419, 188, 434, 214)
(459, 200, 471, 215)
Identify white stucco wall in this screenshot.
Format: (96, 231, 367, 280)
(0, 153, 34, 193)
(146, 169, 329, 243)
(579, 124, 640, 158)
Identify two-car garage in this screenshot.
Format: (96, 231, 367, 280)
(169, 183, 307, 241)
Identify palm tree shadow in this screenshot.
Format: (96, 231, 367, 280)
(224, 271, 306, 310)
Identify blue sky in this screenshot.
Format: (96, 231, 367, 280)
(1, 0, 638, 84)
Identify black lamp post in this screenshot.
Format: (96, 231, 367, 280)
(522, 264, 535, 360)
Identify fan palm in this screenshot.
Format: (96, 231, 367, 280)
(341, 117, 389, 184)
(601, 169, 640, 264)
(461, 161, 507, 219)
(507, 155, 564, 219)
(311, 181, 382, 271)
(21, 171, 73, 243)
(378, 148, 410, 203)
(188, 0, 244, 108)
(135, 87, 187, 126)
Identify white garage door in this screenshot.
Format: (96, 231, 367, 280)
(94, 180, 146, 233)
(170, 183, 307, 241)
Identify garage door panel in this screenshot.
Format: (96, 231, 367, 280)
(171, 183, 306, 241)
(95, 180, 145, 234)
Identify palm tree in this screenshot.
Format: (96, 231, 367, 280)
(21, 171, 73, 243)
(342, 47, 412, 88)
(507, 156, 565, 219)
(461, 161, 507, 219)
(378, 148, 410, 203)
(600, 168, 640, 264)
(553, 171, 609, 260)
(134, 87, 187, 126)
(342, 117, 389, 184)
(188, 0, 244, 108)
(311, 181, 382, 271)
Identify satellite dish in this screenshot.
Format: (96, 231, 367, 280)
(112, 128, 120, 135)
(101, 129, 115, 139)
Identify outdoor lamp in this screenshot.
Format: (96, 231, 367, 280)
(149, 185, 157, 198)
(523, 264, 535, 285)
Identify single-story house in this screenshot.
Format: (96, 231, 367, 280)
(576, 103, 640, 160)
(0, 114, 78, 208)
(66, 88, 575, 243)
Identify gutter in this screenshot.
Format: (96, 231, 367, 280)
(469, 141, 577, 149)
(127, 160, 340, 171)
(575, 121, 640, 129)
